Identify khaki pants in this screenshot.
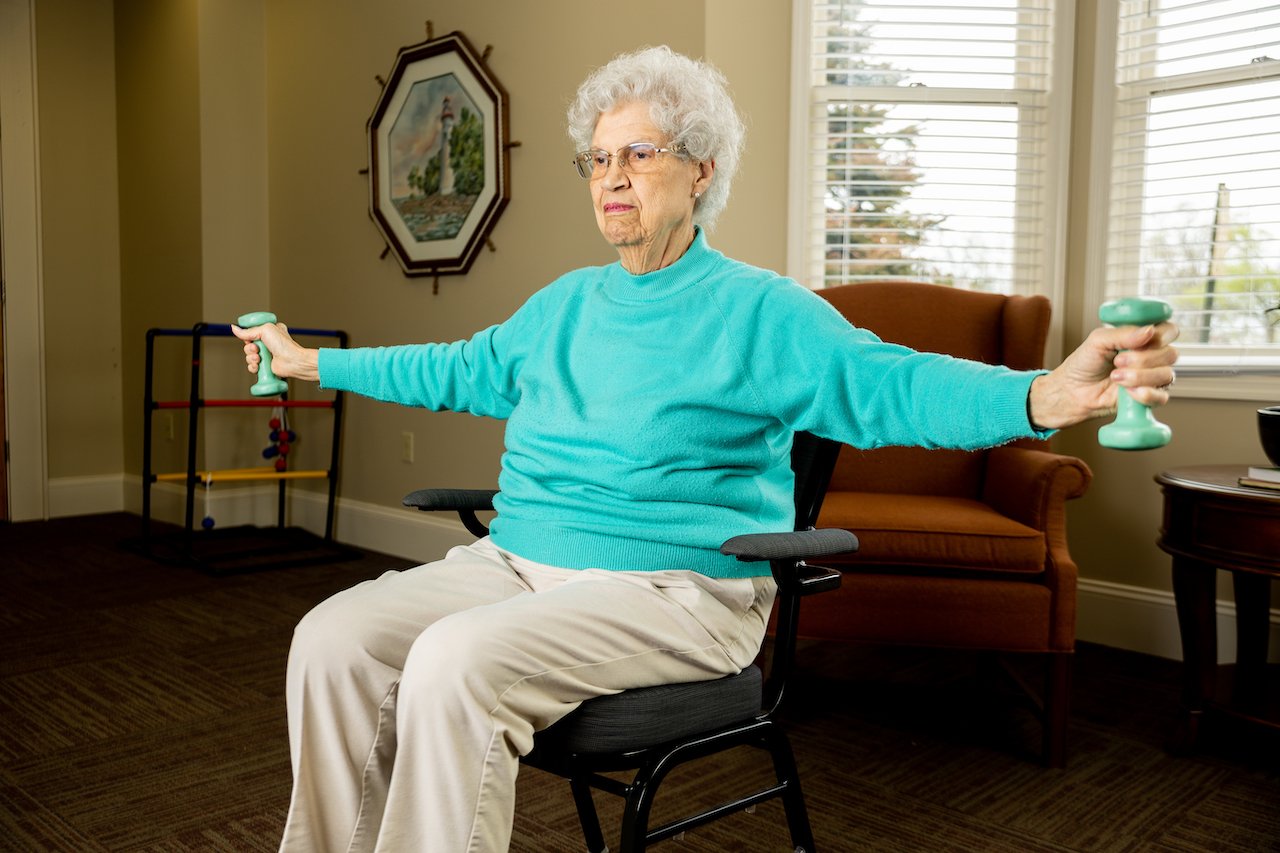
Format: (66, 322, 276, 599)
(279, 537, 776, 853)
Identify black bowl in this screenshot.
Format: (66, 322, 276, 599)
(1260, 406, 1280, 467)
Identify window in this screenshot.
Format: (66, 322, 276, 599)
(788, 0, 1072, 306)
(1096, 1, 1280, 375)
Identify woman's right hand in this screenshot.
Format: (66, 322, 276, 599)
(231, 321, 321, 382)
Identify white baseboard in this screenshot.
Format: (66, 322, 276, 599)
(111, 473, 472, 565)
(120, 476, 291, 531)
(287, 488, 475, 564)
(48, 474, 1280, 663)
(1077, 577, 1280, 664)
(48, 474, 126, 518)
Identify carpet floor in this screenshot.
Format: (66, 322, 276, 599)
(1, 513, 1276, 851)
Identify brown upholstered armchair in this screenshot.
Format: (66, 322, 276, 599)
(806, 281, 1092, 767)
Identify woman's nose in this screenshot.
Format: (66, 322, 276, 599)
(600, 156, 630, 190)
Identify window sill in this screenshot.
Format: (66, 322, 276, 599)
(1171, 365, 1280, 402)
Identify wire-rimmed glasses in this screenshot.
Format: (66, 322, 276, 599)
(572, 141, 689, 180)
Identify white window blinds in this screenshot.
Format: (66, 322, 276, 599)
(789, 0, 1066, 297)
(1103, 0, 1280, 361)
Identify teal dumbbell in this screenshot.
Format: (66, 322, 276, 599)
(1097, 298, 1173, 450)
(237, 311, 289, 397)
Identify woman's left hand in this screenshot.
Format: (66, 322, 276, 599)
(1028, 322, 1179, 430)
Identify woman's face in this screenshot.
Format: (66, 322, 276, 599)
(587, 101, 710, 269)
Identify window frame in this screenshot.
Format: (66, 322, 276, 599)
(787, 0, 1077, 365)
(1083, 1, 1280, 401)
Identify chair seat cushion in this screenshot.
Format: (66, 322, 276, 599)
(817, 491, 1045, 574)
(534, 665, 762, 755)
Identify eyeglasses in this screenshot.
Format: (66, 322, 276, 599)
(572, 141, 689, 180)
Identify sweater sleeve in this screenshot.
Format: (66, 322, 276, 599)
(315, 286, 557, 418)
(317, 327, 517, 418)
(741, 282, 1052, 450)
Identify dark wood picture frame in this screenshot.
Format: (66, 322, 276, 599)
(367, 31, 511, 277)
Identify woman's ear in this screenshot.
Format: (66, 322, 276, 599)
(693, 159, 715, 196)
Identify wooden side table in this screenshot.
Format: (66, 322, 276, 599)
(1155, 465, 1280, 751)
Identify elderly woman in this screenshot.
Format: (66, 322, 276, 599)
(237, 46, 1176, 852)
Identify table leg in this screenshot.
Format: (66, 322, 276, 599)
(1232, 571, 1272, 711)
(1170, 557, 1217, 752)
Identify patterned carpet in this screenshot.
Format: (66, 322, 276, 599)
(1, 513, 1276, 851)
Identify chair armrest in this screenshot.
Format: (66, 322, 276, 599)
(403, 488, 498, 512)
(982, 446, 1091, 532)
(733, 530, 856, 713)
(720, 528, 858, 562)
(402, 488, 498, 538)
(721, 528, 857, 597)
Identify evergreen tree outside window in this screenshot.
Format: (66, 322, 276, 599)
(789, 0, 1071, 304)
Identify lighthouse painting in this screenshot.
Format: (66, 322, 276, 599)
(367, 31, 511, 277)
(387, 74, 483, 241)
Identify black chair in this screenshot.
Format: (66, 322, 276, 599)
(403, 432, 857, 853)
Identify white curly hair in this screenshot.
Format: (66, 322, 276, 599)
(567, 46, 746, 230)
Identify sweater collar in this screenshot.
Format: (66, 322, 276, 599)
(601, 227, 718, 303)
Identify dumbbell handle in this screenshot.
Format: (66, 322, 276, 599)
(1097, 298, 1172, 450)
(237, 311, 289, 397)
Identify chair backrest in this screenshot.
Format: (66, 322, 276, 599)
(791, 431, 843, 529)
(817, 281, 1051, 499)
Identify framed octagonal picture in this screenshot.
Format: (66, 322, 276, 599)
(367, 32, 511, 277)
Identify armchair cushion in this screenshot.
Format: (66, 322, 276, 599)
(797, 575, 1054, 650)
(817, 492, 1045, 574)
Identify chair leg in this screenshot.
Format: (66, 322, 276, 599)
(612, 726, 817, 853)
(569, 776, 609, 853)
(764, 724, 817, 853)
(618, 766, 659, 853)
(1042, 652, 1072, 768)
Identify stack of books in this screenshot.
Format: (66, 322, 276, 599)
(1239, 466, 1280, 491)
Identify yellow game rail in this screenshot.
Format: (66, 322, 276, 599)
(154, 467, 330, 485)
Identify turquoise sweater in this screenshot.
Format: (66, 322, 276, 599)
(319, 230, 1048, 578)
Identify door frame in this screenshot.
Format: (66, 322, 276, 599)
(0, 0, 49, 521)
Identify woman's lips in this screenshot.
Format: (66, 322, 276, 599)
(603, 202, 633, 214)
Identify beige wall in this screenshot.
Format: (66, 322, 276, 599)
(704, 1, 794, 276)
(19, 0, 1279, 617)
(113, 0, 203, 477)
(196, 0, 272, 467)
(1061, 1, 1279, 606)
(259, 0, 790, 507)
(34, 0, 123, 479)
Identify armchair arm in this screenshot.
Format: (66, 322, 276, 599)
(403, 488, 498, 538)
(982, 446, 1091, 532)
(983, 445, 1092, 651)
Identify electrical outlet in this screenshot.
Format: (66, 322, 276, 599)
(401, 431, 414, 463)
